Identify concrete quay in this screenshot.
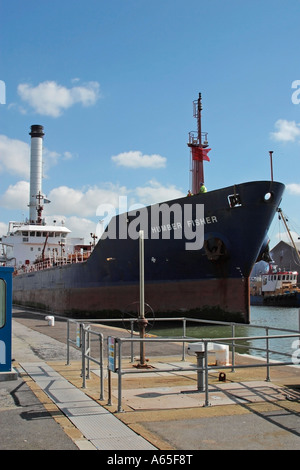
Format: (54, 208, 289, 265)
(1, 308, 300, 451)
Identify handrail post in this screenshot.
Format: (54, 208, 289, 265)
(66, 320, 70, 365)
(107, 368, 112, 406)
(130, 320, 134, 363)
(231, 323, 235, 372)
(86, 327, 90, 379)
(182, 318, 186, 361)
(99, 333, 104, 401)
(204, 340, 210, 407)
(117, 339, 123, 412)
(82, 324, 86, 389)
(266, 327, 270, 382)
(107, 336, 112, 406)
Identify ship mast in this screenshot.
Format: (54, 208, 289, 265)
(188, 93, 210, 195)
(277, 208, 300, 265)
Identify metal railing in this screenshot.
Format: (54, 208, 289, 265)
(66, 318, 83, 364)
(111, 332, 300, 411)
(13, 308, 300, 413)
(65, 316, 300, 412)
(81, 324, 104, 401)
(14, 251, 91, 275)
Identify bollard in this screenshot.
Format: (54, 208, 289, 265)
(187, 342, 206, 391)
(45, 315, 55, 326)
(196, 351, 205, 391)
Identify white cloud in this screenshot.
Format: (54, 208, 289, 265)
(65, 216, 96, 239)
(38, 180, 184, 221)
(112, 150, 167, 168)
(0, 135, 30, 178)
(1, 178, 184, 218)
(0, 179, 184, 242)
(0, 222, 7, 237)
(71, 217, 98, 242)
(0, 181, 29, 210)
(270, 119, 300, 142)
(134, 180, 185, 205)
(0, 134, 73, 179)
(274, 230, 300, 246)
(45, 181, 184, 241)
(46, 183, 128, 217)
(18, 80, 100, 117)
(63, 151, 73, 160)
(286, 183, 300, 194)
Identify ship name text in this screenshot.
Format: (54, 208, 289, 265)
(96, 196, 218, 250)
(151, 215, 218, 233)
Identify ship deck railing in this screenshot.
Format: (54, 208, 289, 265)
(14, 251, 92, 274)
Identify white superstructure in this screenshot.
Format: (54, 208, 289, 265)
(0, 222, 75, 267)
(0, 125, 89, 270)
(261, 269, 298, 294)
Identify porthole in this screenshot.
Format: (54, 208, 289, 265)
(264, 192, 273, 202)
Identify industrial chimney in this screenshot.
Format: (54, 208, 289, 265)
(28, 125, 45, 224)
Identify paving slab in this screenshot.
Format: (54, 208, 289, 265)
(21, 362, 156, 451)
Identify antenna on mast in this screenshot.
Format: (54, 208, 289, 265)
(188, 93, 211, 194)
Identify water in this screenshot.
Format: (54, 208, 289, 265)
(151, 306, 300, 361)
(248, 306, 300, 361)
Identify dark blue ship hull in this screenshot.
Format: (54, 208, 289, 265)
(13, 180, 285, 323)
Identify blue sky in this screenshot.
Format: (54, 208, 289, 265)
(1, 0, 300, 248)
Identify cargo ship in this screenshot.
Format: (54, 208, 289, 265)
(1, 94, 285, 323)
